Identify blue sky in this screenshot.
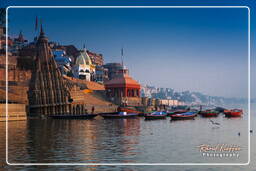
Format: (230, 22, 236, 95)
(2, 0, 255, 99)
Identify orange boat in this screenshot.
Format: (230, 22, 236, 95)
(224, 109, 243, 117)
(118, 106, 141, 114)
(200, 110, 219, 117)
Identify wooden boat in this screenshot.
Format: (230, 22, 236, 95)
(224, 109, 243, 117)
(118, 106, 141, 114)
(167, 109, 188, 116)
(144, 111, 167, 120)
(100, 112, 138, 119)
(170, 111, 197, 121)
(167, 111, 175, 116)
(174, 109, 189, 114)
(49, 114, 98, 119)
(139, 111, 152, 117)
(200, 110, 219, 117)
(138, 112, 145, 117)
(214, 107, 226, 113)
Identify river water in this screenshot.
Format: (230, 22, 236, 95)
(0, 104, 255, 171)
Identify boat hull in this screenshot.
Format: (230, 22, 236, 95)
(144, 115, 167, 120)
(118, 107, 141, 114)
(170, 113, 197, 121)
(100, 113, 138, 119)
(201, 112, 219, 117)
(224, 112, 242, 117)
(224, 109, 243, 117)
(167, 112, 175, 116)
(49, 114, 98, 119)
(170, 115, 196, 120)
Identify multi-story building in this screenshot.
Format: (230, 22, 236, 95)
(95, 65, 108, 83)
(50, 43, 79, 64)
(53, 49, 72, 75)
(86, 50, 104, 66)
(103, 63, 123, 80)
(10, 31, 28, 55)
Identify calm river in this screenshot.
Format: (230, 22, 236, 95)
(0, 104, 255, 171)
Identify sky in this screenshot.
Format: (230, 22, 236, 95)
(2, 1, 254, 99)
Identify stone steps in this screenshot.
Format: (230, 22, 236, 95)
(83, 92, 117, 113)
(84, 81, 105, 90)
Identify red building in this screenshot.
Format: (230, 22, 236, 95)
(104, 67, 141, 106)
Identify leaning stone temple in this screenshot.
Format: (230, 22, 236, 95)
(28, 25, 87, 117)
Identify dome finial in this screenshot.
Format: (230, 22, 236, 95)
(83, 43, 87, 52)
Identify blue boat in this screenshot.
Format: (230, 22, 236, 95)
(100, 112, 138, 119)
(170, 111, 197, 120)
(144, 111, 167, 120)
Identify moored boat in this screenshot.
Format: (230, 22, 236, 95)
(167, 105, 190, 116)
(200, 110, 219, 117)
(100, 112, 138, 119)
(49, 114, 98, 119)
(139, 111, 152, 117)
(167, 111, 175, 116)
(144, 111, 167, 120)
(118, 106, 141, 114)
(170, 111, 197, 121)
(224, 109, 243, 117)
(167, 109, 189, 116)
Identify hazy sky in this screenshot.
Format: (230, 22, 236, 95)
(7, 7, 250, 98)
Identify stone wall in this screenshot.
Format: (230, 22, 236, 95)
(0, 104, 27, 121)
(0, 68, 31, 83)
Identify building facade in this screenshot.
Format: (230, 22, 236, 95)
(72, 49, 95, 81)
(86, 50, 104, 66)
(103, 63, 123, 80)
(53, 49, 72, 75)
(105, 66, 141, 106)
(10, 31, 28, 55)
(95, 65, 108, 83)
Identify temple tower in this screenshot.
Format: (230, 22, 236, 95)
(28, 25, 71, 117)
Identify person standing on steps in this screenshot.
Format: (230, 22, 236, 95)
(91, 106, 95, 114)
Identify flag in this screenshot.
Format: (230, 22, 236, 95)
(121, 48, 124, 66)
(35, 16, 38, 31)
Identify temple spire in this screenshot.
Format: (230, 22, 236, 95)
(83, 43, 87, 52)
(18, 30, 24, 42)
(19, 30, 23, 37)
(40, 23, 44, 35)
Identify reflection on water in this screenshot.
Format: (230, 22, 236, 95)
(0, 104, 255, 171)
(5, 118, 141, 164)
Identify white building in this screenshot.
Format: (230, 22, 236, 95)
(72, 49, 95, 81)
(53, 49, 72, 75)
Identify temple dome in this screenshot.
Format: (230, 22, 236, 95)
(75, 50, 92, 66)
